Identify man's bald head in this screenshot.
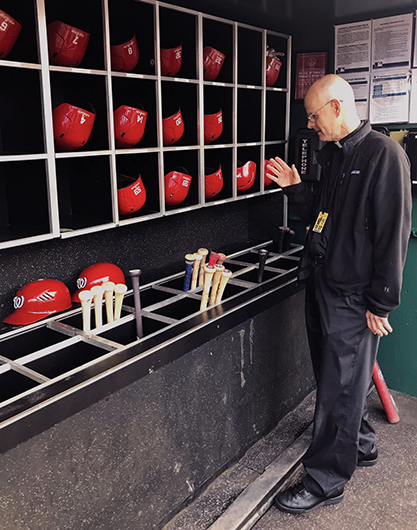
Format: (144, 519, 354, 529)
(304, 74, 360, 142)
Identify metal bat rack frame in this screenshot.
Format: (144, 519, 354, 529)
(0, 240, 302, 453)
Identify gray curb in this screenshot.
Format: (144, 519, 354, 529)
(208, 424, 312, 530)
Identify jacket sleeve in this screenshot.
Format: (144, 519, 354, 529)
(365, 142, 412, 317)
(282, 182, 316, 224)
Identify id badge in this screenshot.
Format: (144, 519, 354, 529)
(312, 211, 328, 233)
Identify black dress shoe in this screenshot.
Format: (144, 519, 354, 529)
(357, 446, 378, 467)
(274, 481, 344, 515)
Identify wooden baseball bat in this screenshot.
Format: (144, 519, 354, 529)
(257, 249, 269, 283)
(183, 253, 195, 291)
(102, 281, 115, 323)
(215, 269, 232, 304)
(191, 253, 203, 290)
(129, 269, 144, 339)
(209, 264, 225, 305)
(197, 248, 209, 286)
(90, 285, 105, 328)
(200, 265, 215, 311)
(114, 283, 127, 320)
(217, 253, 227, 265)
(78, 290, 93, 332)
(373, 361, 400, 423)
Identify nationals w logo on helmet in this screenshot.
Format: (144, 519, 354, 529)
(77, 277, 88, 290)
(13, 295, 24, 310)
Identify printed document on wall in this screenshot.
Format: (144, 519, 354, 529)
(371, 14, 413, 70)
(340, 73, 370, 120)
(409, 69, 417, 122)
(370, 68, 410, 123)
(335, 21, 371, 74)
(414, 10, 417, 67)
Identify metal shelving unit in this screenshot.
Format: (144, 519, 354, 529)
(0, 0, 291, 249)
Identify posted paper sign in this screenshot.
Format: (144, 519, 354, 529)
(295, 52, 327, 100)
(341, 73, 370, 120)
(335, 21, 371, 74)
(370, 69, 410, 124)
(371, 14, 413, 70)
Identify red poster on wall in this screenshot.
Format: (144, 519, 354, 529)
(295, 52, 327, 100)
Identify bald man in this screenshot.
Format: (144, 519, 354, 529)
(267, 75, 412, 514)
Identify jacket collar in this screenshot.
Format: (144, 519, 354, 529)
(316, 120, 371, 166)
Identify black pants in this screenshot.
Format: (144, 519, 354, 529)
(302, 265, 380, 496)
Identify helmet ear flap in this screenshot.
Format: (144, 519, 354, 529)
(117, 174, 147, 215)
(53, 103, 96, 151)
(237, 161, 257, 192)
(162, 108, 184, 146)
(203, 46, 226, 81)
(114, 105, 148, 148)
(204, 109, 223, 144)
(47, 20, 90, 67)
(110, 35, 139, 72)
(160, 44, 182, 76)
(0, 9, 22, 59)
(205, 165, 223, 199)
(164, 169, 192, 206)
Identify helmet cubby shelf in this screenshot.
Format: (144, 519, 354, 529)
(0, 239, 302, 447)
(0, 0, 290, 249)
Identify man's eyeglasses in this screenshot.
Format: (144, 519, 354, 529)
(306, 99, 334, 122)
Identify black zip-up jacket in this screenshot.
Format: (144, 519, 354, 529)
(284, 121, 412, 317)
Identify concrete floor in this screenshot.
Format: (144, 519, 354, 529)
(254, 390, 417, 530)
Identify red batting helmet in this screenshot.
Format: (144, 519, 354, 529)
(160, 44, 182, 76)
(0, 9, 22, 59)
(111, 34, 139, 72)
(3, 279, 72, 326)
(53, 102, 96, 151)
(47, 20, 90, 67)
(114, 104, 148, 148)
(165, 167, 192, 207)
(117, 174, 147, 216)
(205, 165, 223, 199)
(203, 46, 225, 81)
(266, 56, 282, 87)
(162, 108, 184, 146)
(204, 109, 223, 144)
(237, 160, 256, 192)
(72, 263, 125, 303)
(264, 160, 273, 187)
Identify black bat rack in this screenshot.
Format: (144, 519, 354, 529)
(0, 240, 303, 452)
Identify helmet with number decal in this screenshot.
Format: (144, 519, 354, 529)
(266, 56, 282, 86)
(3, 279, 72, 325)
(72, 263, 125, 303)
(114, 104, 148, 148)
(117, 173, 147, 216)
(53, 102, 96, 151)
(160, 44, 182, 76)
(204, 108, 223, 144)
(165, 167, 192, 207)
(162, 108, 184, 146)
(47, 20, 90, 67)
(0, 9, 22, 59)
(203, 46, 225, 81)
(205, 165, 223, 199)
(264, 159, 273, 187)
(111, 34, 139, 72)
(237, 160, 256, 192)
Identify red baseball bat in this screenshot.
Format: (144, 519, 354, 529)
(372, 361, 399, 424)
